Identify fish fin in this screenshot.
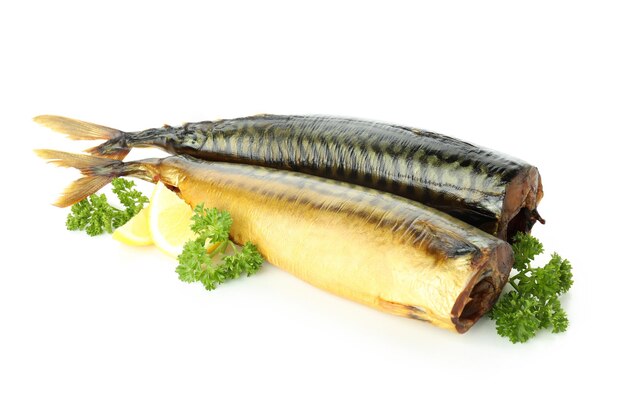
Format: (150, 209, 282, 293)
(35, 149, 128, 207)
(377, 298, 430, 322)
(34, 149, 122, 175)
(34, 115, 131, 160)
(52, 176, 113, 207)
(33, 115, 123, 141)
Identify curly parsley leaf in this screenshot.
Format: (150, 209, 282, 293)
(489, 292, 541, 343)
(490, 232, 573, 343)
(112, 177, 149, 222)
(189, 204, 232, 244)
(66, 178, 148, 236)
(176, 203, 264, 290)
(511, 232, 544, 271)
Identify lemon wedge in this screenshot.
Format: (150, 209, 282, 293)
(112, 206, 153, 246)
(148, 182, 197, 257)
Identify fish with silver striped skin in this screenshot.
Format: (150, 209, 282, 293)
(34, 114, 544, 242)
(36, 149, 514, 333)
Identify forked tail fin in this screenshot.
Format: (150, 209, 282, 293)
(35, 149, 131, 207)
(34, 115, 131, 160)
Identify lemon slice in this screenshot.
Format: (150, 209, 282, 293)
(148, 182, 197, 257)
(112, 206, 152, 246)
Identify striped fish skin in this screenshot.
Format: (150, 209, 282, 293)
(128, 115, 542, 240)
(146, 156, 513, 332)
(35, 148, 514, 332)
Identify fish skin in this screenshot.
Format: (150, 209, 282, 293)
(41, 147, 512, 332)
(122, 115, 539, 238)
(36, 114, 543, 240)
(158, 156, 514, 332)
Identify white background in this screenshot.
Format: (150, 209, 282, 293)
(1, 1, 624, 416)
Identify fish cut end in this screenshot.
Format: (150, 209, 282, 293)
(500, 166, 544, 242)
(451, 241, 514, 333)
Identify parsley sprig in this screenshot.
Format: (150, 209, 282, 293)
(66, 178, 149, 236)
(489, 232, 573, 343)
(175, 203, 264, 290)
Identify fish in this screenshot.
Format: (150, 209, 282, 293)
(36, 149, 513, 333)
(34, 114, 544, 242)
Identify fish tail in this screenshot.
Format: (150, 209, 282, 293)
(35, 149, 143, 207)
(34, 115, 131, 160)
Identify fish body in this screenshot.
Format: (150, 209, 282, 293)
(37, 150, 513, 333)
(36, 114, 544, 242)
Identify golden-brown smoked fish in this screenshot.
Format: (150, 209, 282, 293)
(36, 149, 513, 333)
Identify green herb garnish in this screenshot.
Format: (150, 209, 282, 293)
(66, 178, 149, 236)
(489, 232, 573, 343)
(175, 203, 264, 290)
